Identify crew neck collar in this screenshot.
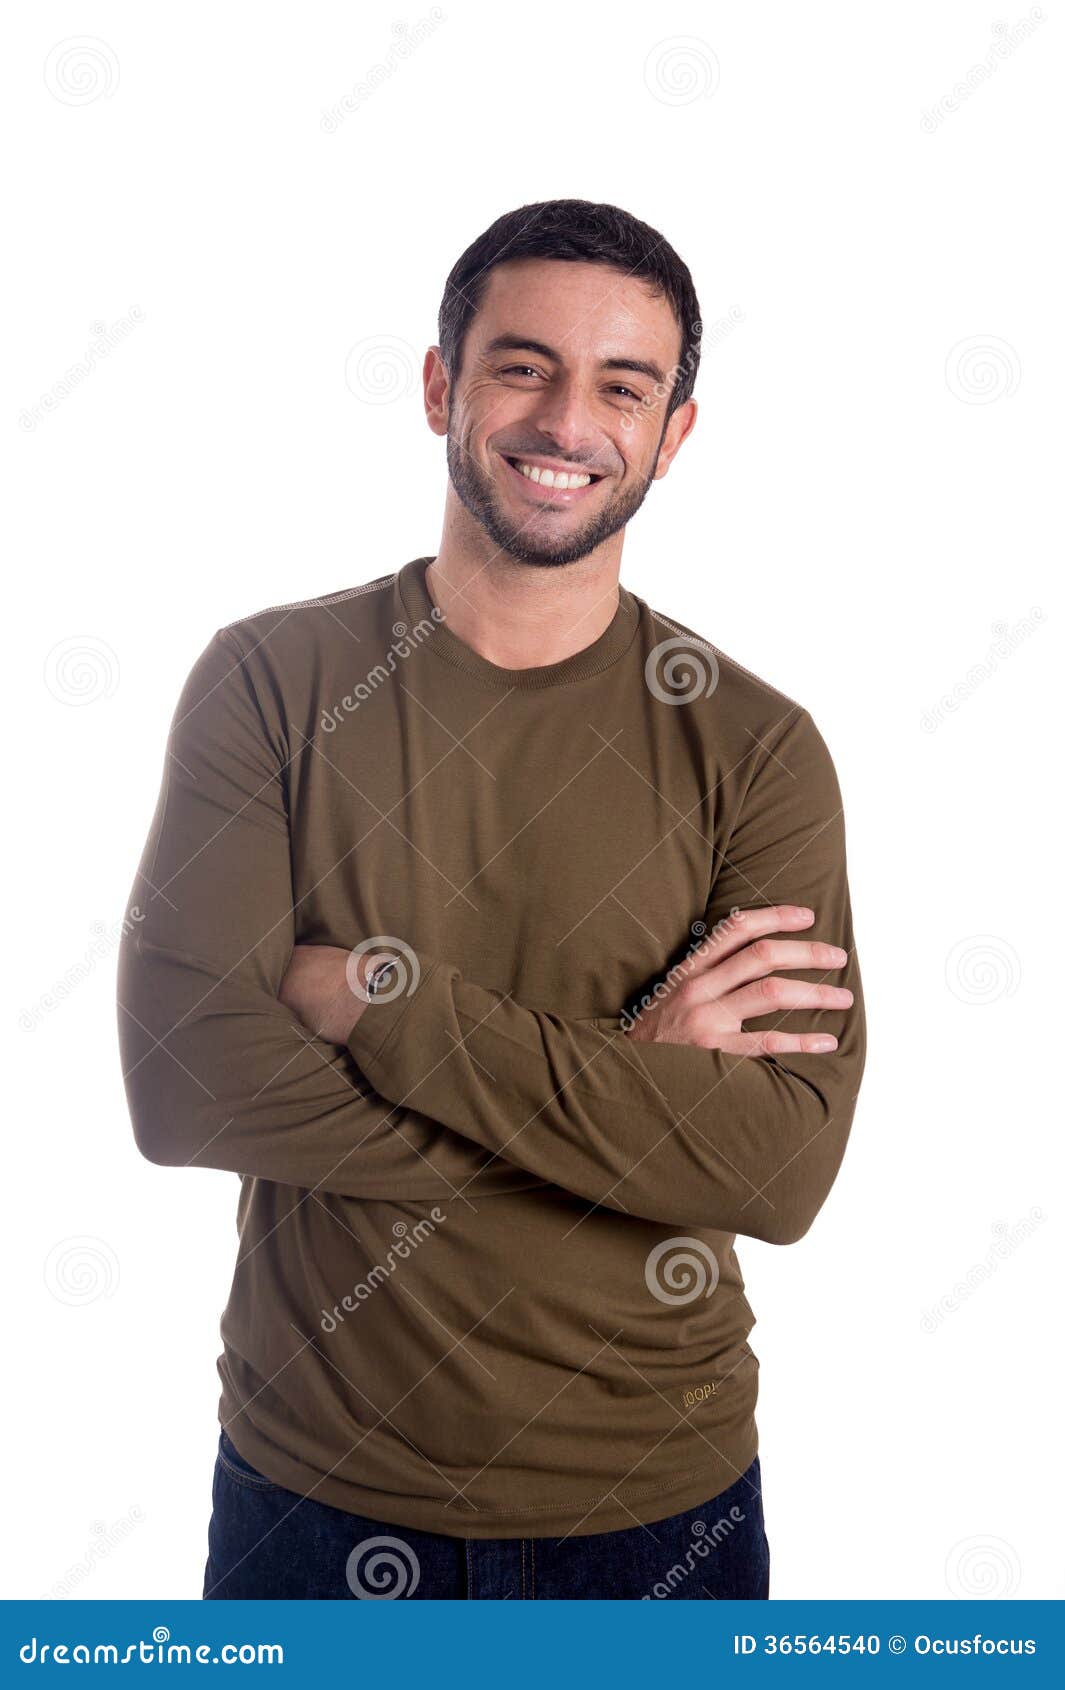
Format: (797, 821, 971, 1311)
(397, 556, 640, 691)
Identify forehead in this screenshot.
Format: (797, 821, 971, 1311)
(470, 257, 682, 364)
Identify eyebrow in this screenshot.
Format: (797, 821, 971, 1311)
(482, 333, 668, 389)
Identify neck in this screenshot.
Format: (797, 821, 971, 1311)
(427, 498, 623, 672)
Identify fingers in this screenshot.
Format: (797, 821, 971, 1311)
(716, 1029, 839, 1057)
(725, 974, 854, 1022)
(692, 936, 850, 1001)
(686, 905, 820, 976)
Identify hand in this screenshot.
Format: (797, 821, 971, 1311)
(624, 905, 853, 1055)
(278, 944, 375, 1044)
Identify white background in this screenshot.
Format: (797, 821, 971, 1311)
(3, 1, 1061, 1601)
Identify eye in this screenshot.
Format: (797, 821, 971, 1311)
(499, 364, 541, 379)
(609, 385, 642, 401)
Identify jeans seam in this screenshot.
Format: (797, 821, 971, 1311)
(217, 1450, 285, 1494)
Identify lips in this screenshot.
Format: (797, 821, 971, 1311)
(499, 452, 606, 505)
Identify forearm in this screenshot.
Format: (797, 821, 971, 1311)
(349, 707, 867, 1242)
(348, 943, 866, 1243)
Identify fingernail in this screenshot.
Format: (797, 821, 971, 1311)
(812, 1035, 837, 1052)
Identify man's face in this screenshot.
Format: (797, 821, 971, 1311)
(433, 258, 695, 567)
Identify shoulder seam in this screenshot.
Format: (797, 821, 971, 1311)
(218, 571, 396, 631)
(647, 604, 804, 711)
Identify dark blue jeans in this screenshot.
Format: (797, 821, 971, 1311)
(203, 1428, 770, 1599)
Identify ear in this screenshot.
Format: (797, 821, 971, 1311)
(424, 346, 450, 437)
(652, 397, 698, 480)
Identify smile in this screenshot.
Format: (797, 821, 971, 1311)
(499, 452, 607, 503)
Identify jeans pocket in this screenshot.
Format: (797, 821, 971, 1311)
(216, 1428, 288, 1493)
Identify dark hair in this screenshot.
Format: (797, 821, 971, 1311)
(437, 199, 702, 420)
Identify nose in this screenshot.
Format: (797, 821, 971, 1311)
(526, 374, 597, 460)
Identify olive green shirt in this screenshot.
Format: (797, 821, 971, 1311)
(117, 555, 866, 1537)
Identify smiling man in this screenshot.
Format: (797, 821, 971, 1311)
(118, 199, 866, 1601)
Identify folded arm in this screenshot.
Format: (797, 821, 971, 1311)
(346, 708, 867, 1244)
(117, 629, 480, 1200)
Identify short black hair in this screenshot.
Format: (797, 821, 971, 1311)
(437, 199, 702, 420)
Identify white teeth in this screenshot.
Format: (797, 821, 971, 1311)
(515, 460, 592, 490)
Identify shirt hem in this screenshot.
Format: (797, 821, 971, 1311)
(218, 1413, 760, 1541)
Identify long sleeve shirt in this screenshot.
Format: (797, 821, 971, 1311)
(117, 554, 867, 1537)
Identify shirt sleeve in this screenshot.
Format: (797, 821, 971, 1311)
(347, 708, 867, 1244)
(116, 629, 485, 1200)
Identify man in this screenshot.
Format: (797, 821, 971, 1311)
(117, 199, 866, 1601)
